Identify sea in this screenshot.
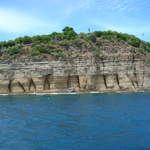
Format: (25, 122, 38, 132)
(0, 92, 150, 150)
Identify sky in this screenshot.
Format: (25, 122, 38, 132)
(0, 0, 150, 42)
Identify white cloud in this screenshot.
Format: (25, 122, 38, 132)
(95, 0, 150, 12)
(54, 0, 93, 17)
(0, 8, 55, 34)
(92, 20, 150, 35)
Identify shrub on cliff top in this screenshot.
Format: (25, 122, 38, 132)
(31, 49, 40, 56)
(127, 38, 141, 47)
(62, 26, 77, 40)
(87, 34, 97, 43)
(7, 46, 22, 55)
(15, 36, 32, 44)
(94, 31, 104, 37)
(31, 45, 48, 55)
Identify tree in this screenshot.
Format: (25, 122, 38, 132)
(62, 26, 77, 40)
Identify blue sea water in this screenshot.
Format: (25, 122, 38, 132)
(0, 93, 150, 150)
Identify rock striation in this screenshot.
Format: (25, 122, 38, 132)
(0, 55, 150, 94)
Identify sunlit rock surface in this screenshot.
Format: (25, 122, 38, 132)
(0, 55, 149, 94)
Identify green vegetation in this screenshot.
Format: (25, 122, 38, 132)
(0, 26, 150, 60)
(94, 30, 143, 48)
(16, 36, 32, 44)
(6, 45, 23, 55)
(62, 26, 77, 40)
(144, 61, 150, 66)
(87, 34, 97, 43)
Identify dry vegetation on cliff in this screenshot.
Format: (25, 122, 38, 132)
(0, 27, 150, 61)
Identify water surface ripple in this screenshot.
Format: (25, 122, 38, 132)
(0, 93, 150, 150)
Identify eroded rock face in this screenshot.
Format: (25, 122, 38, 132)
(0, 55, 149, 94)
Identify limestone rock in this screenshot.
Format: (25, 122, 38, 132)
(0, 55, 149, 94)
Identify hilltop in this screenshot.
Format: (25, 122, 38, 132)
(0, 27, 150, 62)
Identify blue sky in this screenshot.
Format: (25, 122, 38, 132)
(0, 0, 150, 42)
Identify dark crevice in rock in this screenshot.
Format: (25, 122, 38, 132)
(103, 75, 107, 89)
(133, 66, 139, 88)
(43, 75, 50, 90)
(29, 78, 36, 91)
(85, 76, 88, 89)
(132, 55, 135, 64)
(18, 82, 26, 92)
(76, 75, 80, 88)
(115, 74, 121, 89)
(8, 80, 12, 93)
(133, 72, 138, 88)
(67, 75, 80, 89)
(126, 73, 136, 90)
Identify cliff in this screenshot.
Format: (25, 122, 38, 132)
(0, 54, 150, 94)
(0, 27, 150, 94)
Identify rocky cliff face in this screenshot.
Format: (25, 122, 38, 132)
(0, 55, 149, 94)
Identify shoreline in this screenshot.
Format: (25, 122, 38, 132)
(0, 90, 147, 96)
